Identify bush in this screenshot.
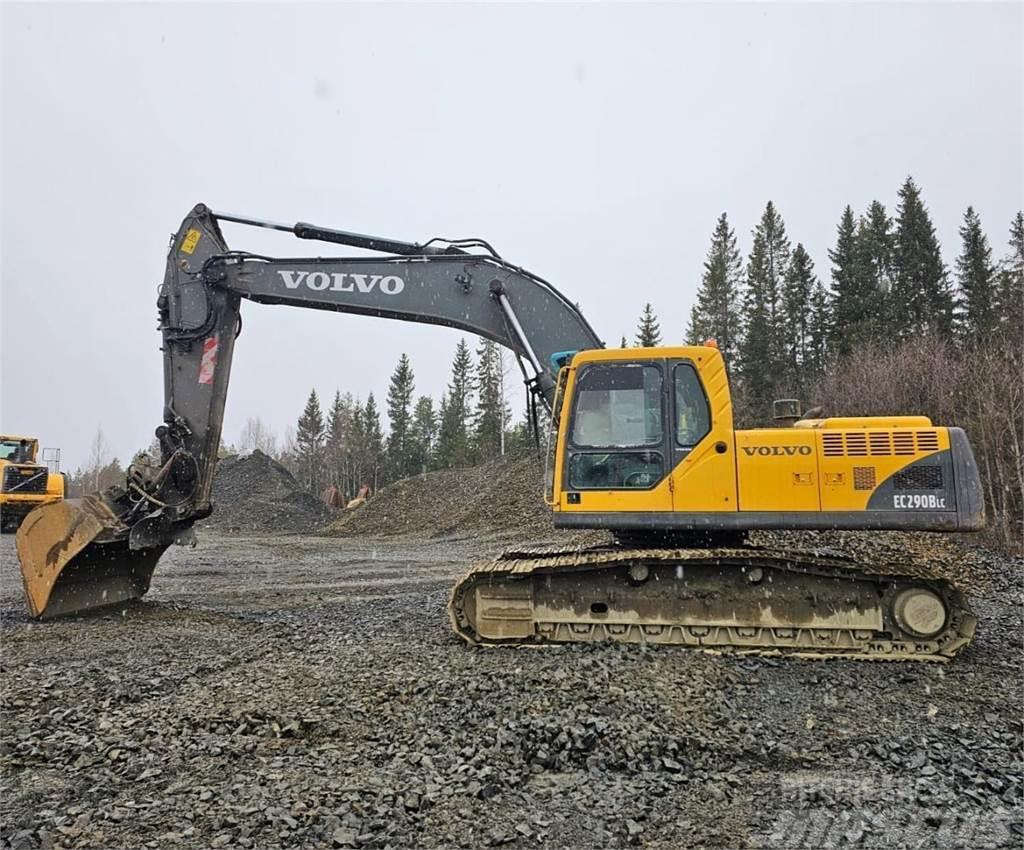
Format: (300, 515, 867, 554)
(812, 335, 1023, 554)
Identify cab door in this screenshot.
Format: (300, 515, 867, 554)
(559, 359, 673, 513)
(666, 358, 738, 513)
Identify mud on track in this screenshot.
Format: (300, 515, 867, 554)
(1, 532, 1021, 849)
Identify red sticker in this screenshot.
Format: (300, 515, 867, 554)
(198, 334, 219, 385)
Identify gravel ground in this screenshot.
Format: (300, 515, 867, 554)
(1, 530, 1021, 850)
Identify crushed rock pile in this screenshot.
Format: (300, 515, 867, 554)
(207, 450, 331, 533)
(753, 528, 995, 596)
(330, 452, 995, 592)
(329, 452, 554, 539)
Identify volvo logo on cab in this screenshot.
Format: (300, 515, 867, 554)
(277, 270, 406, 295)
(742, 445, 813, 457)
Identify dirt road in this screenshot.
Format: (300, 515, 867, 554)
(1, 532, 1021, 849)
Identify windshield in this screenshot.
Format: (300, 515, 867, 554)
(570, 364, 662, 448)
(0, 440, 35, 461)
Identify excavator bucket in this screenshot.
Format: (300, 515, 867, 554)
(16, 496, 165, 619)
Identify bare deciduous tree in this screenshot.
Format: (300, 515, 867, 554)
(814, 336, 1023, 553)
(86, 426, 111, 492)
(239, 417, 278, 456)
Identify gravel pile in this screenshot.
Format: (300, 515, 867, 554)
(753, 529, 997, 596)
(329, 452, 553, 539)
(331, 453, 1000, 593)
(207, 451, 331, 533)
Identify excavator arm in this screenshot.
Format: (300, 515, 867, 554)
(16, 204, 602, 618)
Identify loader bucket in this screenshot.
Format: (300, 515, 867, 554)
(16, 497, 165, 619)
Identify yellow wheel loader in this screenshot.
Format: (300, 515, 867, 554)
(1, 436, 64, 533)
(16, 205, 985, 660)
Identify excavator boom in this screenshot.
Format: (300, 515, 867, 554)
(17, 204, 602, 618)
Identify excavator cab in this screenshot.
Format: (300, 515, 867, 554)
(545, 346, 736, 523)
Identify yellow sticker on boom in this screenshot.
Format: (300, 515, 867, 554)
(181, 228, 201, 255)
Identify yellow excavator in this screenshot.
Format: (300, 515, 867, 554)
(0, 435, 64, 532)
(16, 205, 985, 660)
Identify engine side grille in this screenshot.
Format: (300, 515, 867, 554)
(894, 465, 944, 491)
(822, 429, 942, 458)
(892, 432, 916, 455)
(822, 433, 844, 456)
(853, 466, 877, 490)
(868, 432, 892, 455)
(845, 432, 868, 456)
(2, 465, 48, 494)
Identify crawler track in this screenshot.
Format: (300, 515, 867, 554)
(447, 544, 977, 661)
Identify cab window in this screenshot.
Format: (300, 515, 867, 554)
(0, 440, 32, 461)
(566, 363, 664, 490)
(570, 364, 662, 448)
(674, 364, 710, 446)
(568, 450, 663, 490)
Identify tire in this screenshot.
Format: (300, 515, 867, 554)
(0, 508, 24, 534)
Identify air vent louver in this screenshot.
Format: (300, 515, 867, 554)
(823, 429, 941, 458)
(893, 432, 916, 455)
(869, 432, 892, 456)
(822, 433, 844, 457)
(845, 432, 868, 456)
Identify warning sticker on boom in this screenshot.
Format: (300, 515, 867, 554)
(181, 228, 201, 255)
(198, 334, 219, 385)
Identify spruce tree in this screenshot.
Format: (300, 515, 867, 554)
(434, 339, 474, 468)
(828, 205, 862, 356)
(891, 177, 954, 339)
(619, 335, 628, 348)
(995, 211, 1024, 342)
(807, 280, 832, 378)
(854, 201, 893, 342)
(780, 243, 817, 399)
(295, 388, 325, 493)
(830, 203, 891, 353)
(686, 212, 742, 364)
(955, 207, 997, 340)
(473, 339, 508, 461)
(431, 394, 449, 471)
(408, 396, 437, 474)
(738, 201, 790, 423)
(635, 303, 662, 347)
(363, 393, 385, 491)
(385, 353, 416, 480)
(348, 399, 366, 495)
(324, 390, 352, 491)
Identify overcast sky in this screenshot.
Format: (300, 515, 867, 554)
(2, 2, 1021, 470)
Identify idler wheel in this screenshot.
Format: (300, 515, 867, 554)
(893, 588, 948, 638)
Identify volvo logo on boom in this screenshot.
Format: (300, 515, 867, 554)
(277, 270, 406, 295)
(742, 445, 813, 457)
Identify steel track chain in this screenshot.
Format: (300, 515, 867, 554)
(446, 544, 977, 662)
